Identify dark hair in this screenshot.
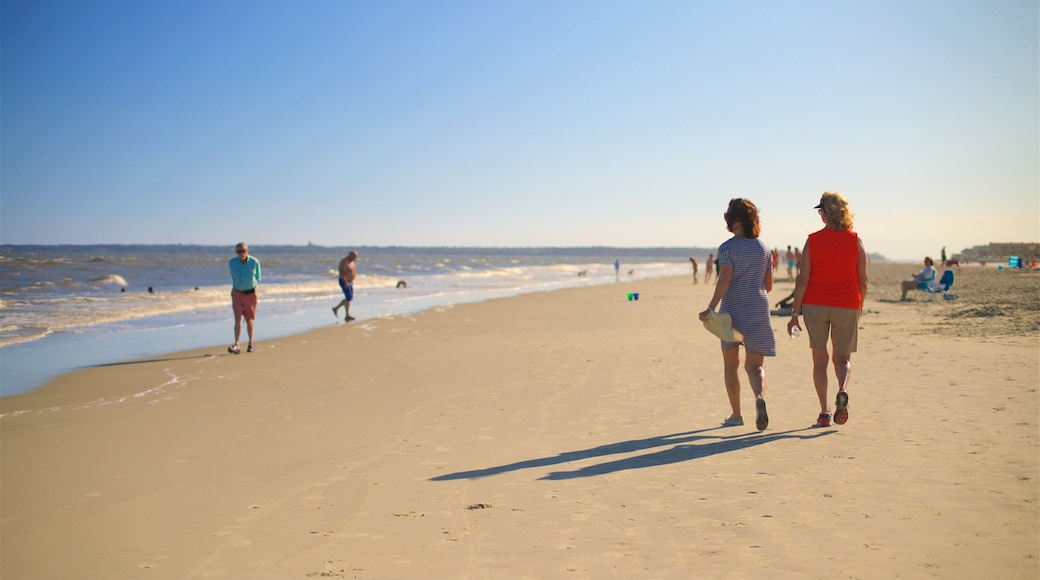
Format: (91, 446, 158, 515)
(724, 198, 761, 239)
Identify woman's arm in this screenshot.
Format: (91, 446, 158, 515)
(787, 240, 811, 335)
(857, 236, 868, 309)
(699, 263, 733, 320)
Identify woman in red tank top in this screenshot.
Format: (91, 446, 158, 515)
(787, 192, 868, 428)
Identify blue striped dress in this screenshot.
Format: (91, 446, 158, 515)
(718, 236, 776, 356)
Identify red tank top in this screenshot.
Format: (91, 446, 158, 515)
(802, 228, 862, 310)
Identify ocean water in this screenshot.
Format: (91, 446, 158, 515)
(0, 245, 707, 397)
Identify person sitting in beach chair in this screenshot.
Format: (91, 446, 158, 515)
(900, 257, 937, 301)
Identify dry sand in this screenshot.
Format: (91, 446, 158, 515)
(2, 262, 1037, 579)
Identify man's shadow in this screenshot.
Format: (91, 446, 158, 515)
(83, 353, 215, 370)
(430, 426, 834, 482)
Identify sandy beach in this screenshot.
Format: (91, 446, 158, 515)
(2, 262, 1037, 579)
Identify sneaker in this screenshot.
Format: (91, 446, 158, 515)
(834, 391, 849, 425)
(755, 398, 769, 431)
(722, 416, 744, 427)
(345, 315, 356, 322)
(812, 413, 831, 428)
(247, 344, 254, 353)
(227, 345, 240, 355)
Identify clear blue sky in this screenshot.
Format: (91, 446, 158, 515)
(2, 0, 1037, 261)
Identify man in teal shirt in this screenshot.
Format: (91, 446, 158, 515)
(228, 242, 261, 354)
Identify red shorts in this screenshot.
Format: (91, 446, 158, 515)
(232, 289, 258, 320)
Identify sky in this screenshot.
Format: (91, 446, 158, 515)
(1, 0, 1037, 261)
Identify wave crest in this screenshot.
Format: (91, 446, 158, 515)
(89, 274, 128, 287)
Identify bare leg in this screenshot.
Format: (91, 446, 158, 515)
(233, 315, 242, 347)
(900, 281, 915, 300)
(833, 353, 851, 390)
(812, 346, 830, 414)
(245, 318, 254, 348)
(722, 347, 742, 419)
(745, 351, 768, 429)
(744, 352, 766, 399)
(332, 299, 348, 317)
(832, 352, 852, 423)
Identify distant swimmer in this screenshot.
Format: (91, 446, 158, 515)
(396, 280, 407, 288)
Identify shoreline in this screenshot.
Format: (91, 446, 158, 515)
(0, 264, 685, 398)
(2, 269, 1037, 578)
(3, 256, 1030, 399)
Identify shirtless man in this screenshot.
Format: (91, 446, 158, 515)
(332, 250, 358, 321)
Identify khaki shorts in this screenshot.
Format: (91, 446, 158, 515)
(232, 289, 258, 320)
(802, 304, 859, 354)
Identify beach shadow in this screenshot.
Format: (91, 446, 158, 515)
(430, 426, 821, 482)
(539, 428, 835, 480)
(84, 354, 216, 369)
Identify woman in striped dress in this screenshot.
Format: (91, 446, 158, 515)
(699, 198, 776, 430)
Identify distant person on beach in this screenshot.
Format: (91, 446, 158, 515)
(332, 250, 359, 321)
(699, 198, 775, 431)
(785, 245, 795, 281)
(899, 257, 936, 300)
(228, 242, 261, 354)
(690, 257, 698, 283)
(771, 289, 796, 316)
(614, 259, 620, 281)
(787, 192, 868, 427)
(704, 253, 714, 283)
(941, 246, 947, 266)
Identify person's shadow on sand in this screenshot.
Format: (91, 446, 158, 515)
(85, 353, 215, 370)
(430, 427, 835, 482)
(540, 428, 833, 480)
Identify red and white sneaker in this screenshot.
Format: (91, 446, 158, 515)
(812, 413, 831, 428)
(834, 391, 849, 425)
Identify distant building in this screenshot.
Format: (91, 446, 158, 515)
(956, 242, 1039, 263)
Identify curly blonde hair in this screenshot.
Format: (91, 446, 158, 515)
(818, 192, 854, 230)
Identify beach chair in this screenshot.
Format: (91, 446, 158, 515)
(914, 270, 936, 291)
(923, 269, 955, 300)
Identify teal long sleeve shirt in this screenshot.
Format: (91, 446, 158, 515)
(229, 255, 261, 291)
